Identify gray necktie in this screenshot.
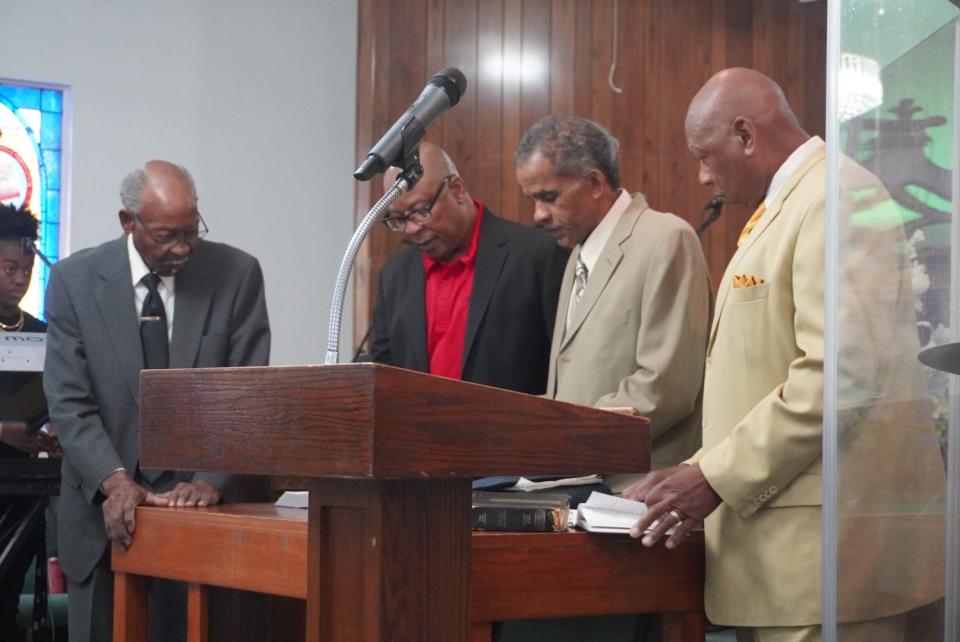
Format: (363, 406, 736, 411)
(572, 256, 588, 309)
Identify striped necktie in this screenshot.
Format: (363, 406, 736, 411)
(737, 203, 766, 247)
(572, 256, 589, 309)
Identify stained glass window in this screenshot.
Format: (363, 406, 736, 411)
(0, 80, 66, 319)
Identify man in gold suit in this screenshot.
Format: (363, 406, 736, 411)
(626, 68, 944, 642)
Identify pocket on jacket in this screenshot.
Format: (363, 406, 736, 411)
(728, 282, 769, 303)
(609, 307, 631, 327)
(724, 285, 770, 402)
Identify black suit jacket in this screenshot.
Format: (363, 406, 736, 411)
(372, 209, 567, 394)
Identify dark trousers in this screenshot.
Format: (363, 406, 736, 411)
(67, 548, 186, 642)
(0, 499, 42, 640)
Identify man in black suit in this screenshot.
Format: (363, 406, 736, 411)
(372, 142, 566, 394)
(43, 160, 270, 642)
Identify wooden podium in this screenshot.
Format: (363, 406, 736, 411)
(133, 363, 656, 642)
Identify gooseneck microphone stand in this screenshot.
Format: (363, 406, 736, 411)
(325, 152, 424, 364)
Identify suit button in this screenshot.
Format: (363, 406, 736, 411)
(769, 485, 778, 494)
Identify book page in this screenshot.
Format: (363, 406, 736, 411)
(512, 474, 602, 491)
(274, 490, 308, 509)
(582, 491, 648, 515)
(575, 492, 676, 535)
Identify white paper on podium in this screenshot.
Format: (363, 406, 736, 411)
(274, 491, 308, 509)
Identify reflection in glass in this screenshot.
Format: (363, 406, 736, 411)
(829, 1, 959, 640)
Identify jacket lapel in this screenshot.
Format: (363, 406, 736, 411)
(169, 257, 213, 369)
(93, 237, 143, 401)
(406, 256, 429, 372)
(547, 251, 578, 396)
(706, 143, 826, 355)
(559, 200, 642, 351)
(462, 212, 507, 369)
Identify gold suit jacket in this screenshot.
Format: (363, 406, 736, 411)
(691, 143, 945, 626)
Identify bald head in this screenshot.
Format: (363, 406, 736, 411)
(686, 68, 803, 142)
(119, 160, 202, 275)
(383, 142, 459, 191)
(382, 142, 477, 262)
(685, 68, 809, 208)
(140, 160, 197, 213)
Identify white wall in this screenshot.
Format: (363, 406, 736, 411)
(0, 0, 358, 365)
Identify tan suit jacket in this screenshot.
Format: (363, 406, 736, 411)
(547, 193, 711, 484)
(692, 142, 944, 626)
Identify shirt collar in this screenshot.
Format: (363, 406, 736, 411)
(576, 189, 631, 273)
(127, 234, 174, 293)
(422, 200, 485, 272)
(764, 136, 824, 209)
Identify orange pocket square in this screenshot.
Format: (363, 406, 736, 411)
(732, 274, 766, 288)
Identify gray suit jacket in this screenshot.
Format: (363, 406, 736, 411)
(547, 194, 711, 485)
(44, 235, 270, 581)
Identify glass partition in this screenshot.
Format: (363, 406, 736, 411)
(826, 2, 960, 640)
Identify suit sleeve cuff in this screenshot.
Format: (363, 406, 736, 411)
(698, 440, 762, 518)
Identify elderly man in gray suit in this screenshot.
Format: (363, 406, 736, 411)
(43, 160, 270, 642)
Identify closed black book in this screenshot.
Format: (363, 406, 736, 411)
(471, 491, 570, 532)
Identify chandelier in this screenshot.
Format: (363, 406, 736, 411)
(838, 53, 884, 121)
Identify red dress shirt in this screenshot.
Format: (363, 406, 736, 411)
(423, 201, 485, 379)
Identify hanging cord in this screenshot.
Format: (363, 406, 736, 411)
(608, 0, 624, 94)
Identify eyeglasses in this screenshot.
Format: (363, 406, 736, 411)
(132, 212, 209, 247)
(382, 175, 453, 232)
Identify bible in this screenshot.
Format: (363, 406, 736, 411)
(471, 491, 570, 532)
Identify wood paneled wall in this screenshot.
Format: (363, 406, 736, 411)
(353, 0, 826, 344)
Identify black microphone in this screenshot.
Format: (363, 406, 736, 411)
(354, 67, 468, 181)
(696, 196, 724, 237)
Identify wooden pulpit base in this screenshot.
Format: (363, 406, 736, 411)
(113, 504, 705, 642)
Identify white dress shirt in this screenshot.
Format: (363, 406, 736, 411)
(127, 234, 175, 340)
(566, 188, 632, 330)
(764, 135, 824, 209)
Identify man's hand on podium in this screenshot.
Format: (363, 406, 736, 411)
(101, 469, 149, 550)
(145, 480, 222, 508)
(622, 463, 721, 549)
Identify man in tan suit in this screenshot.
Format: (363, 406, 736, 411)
(515, 114, 711, 484)
(627, 68, 944, 642)
(501, 116, 710, 642)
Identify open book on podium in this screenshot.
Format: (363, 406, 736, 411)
(576, 491, 678, 535)
(137, 363, 651, 642)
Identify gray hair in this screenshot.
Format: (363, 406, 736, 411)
(119, 163, 198, 214)
(515, 115, 621, 190)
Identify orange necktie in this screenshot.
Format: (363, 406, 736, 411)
(737, 203, 766, 247)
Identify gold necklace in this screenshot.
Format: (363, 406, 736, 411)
(0, 309, 24, 332)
